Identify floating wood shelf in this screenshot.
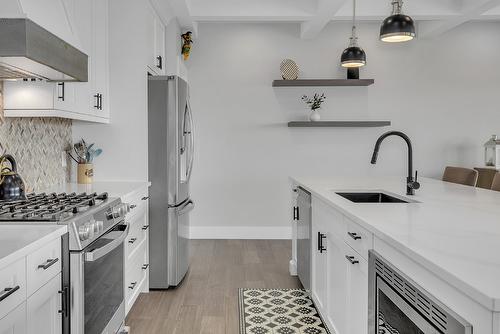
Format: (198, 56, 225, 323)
(273, 79, 374, 87)
(288, 121, 391, 128)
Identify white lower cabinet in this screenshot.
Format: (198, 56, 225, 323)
(123, 187, 150, 315)
(311, 197, 371, 334)
(0, 303, 26, 334)
(311, 215, 327, 312)
(27, 274, 62, 334)
(326, 234, 349, 334)
(346, 255, 368, 334)
(0, 235, 63, 334)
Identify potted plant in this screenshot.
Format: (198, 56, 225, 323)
(302, 93, 326, 121)
(68, 139, 103, 184)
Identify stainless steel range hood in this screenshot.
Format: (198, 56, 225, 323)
(0, 18, 88, 82)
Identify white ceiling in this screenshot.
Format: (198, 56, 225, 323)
(161, 0, 500, 38)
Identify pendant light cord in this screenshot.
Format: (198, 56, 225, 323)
(350, 0, 358, 47)
(392, 0, 403, 15)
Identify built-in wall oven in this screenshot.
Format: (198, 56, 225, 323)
(70, 221, 129, 334)
(368, 251, 472, 334)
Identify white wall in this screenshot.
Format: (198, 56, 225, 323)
(187, 21, 500, 239)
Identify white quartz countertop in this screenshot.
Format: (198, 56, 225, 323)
(0, 225, 67, 269)
(291, 175, 500, 312)
(43, 181, 151, 199)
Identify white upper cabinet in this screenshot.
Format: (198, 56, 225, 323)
(147, 3, 166, 75)
(2, 0, 110, 123)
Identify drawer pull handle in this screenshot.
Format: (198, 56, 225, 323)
(128, 281, 137, 290)
(128, 238, 137, 244)
(141, 196, 150, 201)
(345, 255, 359, 265)
(347, 232, 361, 240)
(318, 232, 327, 253)
(142, 225, 149, 231)
(130, 205, 137, 210)
(142, 264, 149, 270)
(38, 258, 59, 270)
(0, 286, 20, 302)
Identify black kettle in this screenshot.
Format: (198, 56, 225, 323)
(0, 155, 27, 201)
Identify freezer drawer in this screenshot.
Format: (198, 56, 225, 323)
(149, 199, 194, 289)
(296, 187, 312, 292)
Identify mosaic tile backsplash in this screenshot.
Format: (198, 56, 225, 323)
(0, 82, 72, 192)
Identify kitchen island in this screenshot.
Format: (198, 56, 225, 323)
(290, 176, 500, 334)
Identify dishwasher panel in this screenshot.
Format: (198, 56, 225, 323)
(296, 187, 312, 292)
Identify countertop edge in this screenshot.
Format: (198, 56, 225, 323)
(0, 225, 67, 269)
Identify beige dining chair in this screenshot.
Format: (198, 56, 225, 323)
(491, 172, 500, 192)
(442, 166, 478, 187)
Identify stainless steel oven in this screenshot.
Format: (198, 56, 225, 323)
(368, 251, 472, 334)
(70, 221, 129, 334)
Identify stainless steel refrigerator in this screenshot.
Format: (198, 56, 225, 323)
(148, 75, 195, 289)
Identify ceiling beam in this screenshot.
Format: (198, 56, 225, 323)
(300, 0, 349, 39)
(418, 0, 500, 38)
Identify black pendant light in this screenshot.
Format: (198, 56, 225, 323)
(380, 0, 415, 42)
(341, 0, 366, 68)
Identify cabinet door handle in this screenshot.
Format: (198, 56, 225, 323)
(94, 94, 100, 109)
(128, 238, 137, 244)
(57, 82, 65, 101)
(142, 225, 149, 230)
(99, 94, 103, 110)
(128, 281, 137, 290)
(38, 258, 59, 270)
(318, 232, 326, 253)
(345, 255, 359, 264)
(141, 196, 150, 201)
(58, 286, 69, 317)
(347, 232, 361, 240)
(142, 264, 149, 270)
(0, 286, 20, 302)
(157, 56, 163, 69)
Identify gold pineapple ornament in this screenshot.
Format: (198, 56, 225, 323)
(181, 31, 193, 61)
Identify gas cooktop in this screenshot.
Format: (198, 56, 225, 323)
(0, 192, 110, 222)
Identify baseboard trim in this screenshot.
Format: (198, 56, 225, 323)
(189, 226, 292, 240)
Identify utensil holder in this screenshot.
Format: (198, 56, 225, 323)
(77, 164, 93, 184)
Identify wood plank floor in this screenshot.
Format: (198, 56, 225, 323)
(125, 240, 301, 334)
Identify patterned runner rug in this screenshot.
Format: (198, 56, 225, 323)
(238, 288, 331, 334)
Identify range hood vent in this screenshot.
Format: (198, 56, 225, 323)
(0, 18, 88, 82)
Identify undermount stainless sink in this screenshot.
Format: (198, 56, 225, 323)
(335, 192, 413, 203)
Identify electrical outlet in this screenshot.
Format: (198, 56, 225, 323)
(61, 151, 67, 168)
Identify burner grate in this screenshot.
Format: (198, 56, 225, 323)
(0, 192, 109, 222)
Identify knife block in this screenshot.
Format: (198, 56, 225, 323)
(77, 163, 94, 184)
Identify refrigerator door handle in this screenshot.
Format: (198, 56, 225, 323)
(177, 200, 195, 215)
(185, 98, 195, 183)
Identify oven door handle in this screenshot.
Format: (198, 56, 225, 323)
(85, 223, 130, 262)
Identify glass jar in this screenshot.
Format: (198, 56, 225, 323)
(484, 135, 499, 167)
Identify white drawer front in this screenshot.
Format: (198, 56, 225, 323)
(0, 258, 26, 320)
(123, 187, 149, 215)
(0, 301, 26, 334)
(26, 237, 61, 296)
(343, 216, 373, 260)
(125, 240, 148, 312)
(125, 206, 148, 260)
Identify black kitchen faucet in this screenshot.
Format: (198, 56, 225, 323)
(371, 131, 420, 195)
